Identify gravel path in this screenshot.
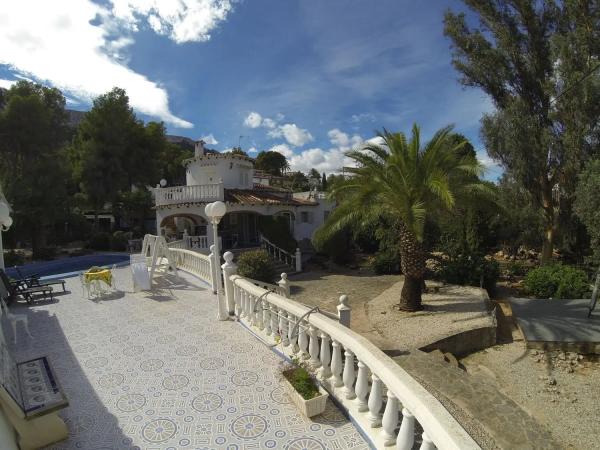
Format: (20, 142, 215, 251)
(461, 342, 600, 449)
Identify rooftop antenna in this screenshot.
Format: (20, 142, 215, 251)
(238, 135, 246, 148)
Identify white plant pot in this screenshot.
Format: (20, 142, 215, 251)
(281, 374, 329, 418)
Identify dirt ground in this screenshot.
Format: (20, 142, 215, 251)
(460, 297, 600, 450)
(288, 265, 401, 347)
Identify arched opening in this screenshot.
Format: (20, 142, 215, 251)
(160, 214, 207, 239)
(274, 210, 295, 235)
(220, 211, 261, 249)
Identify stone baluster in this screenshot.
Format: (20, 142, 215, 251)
(270, 304, 279, 340)
(343, 350, 356, 399)
(278, 273, 290, 298)
(255, 296, 264, 330)
(208, 245, 217, 294)
(264, 301, 272, 336)
(308, 325, 321, 368)
(330, 340, 343, 387)
(368, 373, 383, 427)
(381, 390, 399, 446)
(319, 332, 331, 379)
(287, 313, 298, 352)
(221, 252, 237, 315)
(396, 408, 415, 450)
(298, 321, 309, 359)
(419, 432, 435, 450)
(337, 294, 351, 328)
(279, 308, 289, 346)
(354, 361, 369, 412)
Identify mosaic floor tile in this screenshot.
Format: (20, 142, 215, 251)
(5, 268, 371, 450)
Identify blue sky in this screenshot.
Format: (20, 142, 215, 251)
(0, 0, 500, 177)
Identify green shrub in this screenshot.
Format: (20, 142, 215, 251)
(524, 264, 590, 299)
(87, 232, 111, 251)
(439, 253, 499, 293)
(111, 231, 128, 251)
(318, 230, 352, 264)
(4, 250, 25, 267)
(237, 250, 275, 283)
(283, 366, 320, 400)
(371, 250, 400, 274)
(258, 216, 297, 253)
(505, 260, 528, 277)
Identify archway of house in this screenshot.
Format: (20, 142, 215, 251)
(160, 214, 208, 238)
(220, 210, 263, 249)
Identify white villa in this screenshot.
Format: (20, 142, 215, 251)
(153, 140, 334, 254)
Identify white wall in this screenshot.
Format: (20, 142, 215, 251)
(186, 157, 253, 189)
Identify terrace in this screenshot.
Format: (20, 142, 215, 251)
(0, 242, 479, 450)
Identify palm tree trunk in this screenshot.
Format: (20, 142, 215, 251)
(398, 222, 425, 312)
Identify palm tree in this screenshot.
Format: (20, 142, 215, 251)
(314, 124, 488, 311)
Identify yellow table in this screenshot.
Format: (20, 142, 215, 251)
(83, 269, 112, 287)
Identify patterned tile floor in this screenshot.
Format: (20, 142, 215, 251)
(7, 268, 371, 450)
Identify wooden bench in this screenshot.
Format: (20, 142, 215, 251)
(0, 340, 68, 450)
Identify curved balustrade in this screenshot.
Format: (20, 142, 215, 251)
(169, 248, 213, 285)
(229, 275, 479, 450)
(154, 183, 224, 206)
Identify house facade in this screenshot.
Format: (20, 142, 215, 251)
(153, 141, 334, 251)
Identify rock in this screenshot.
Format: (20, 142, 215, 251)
(547, 377, 557, 386)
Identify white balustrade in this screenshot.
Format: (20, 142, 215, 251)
(343, 350, 356, 399)
(368, 373, 383, 428)
(298, 320, 309, 359)
(154, 183, 224, 206)
(382, 390, 399, 446)
(355, 361, 369, 411)
(319, 332, 331, 379)
(169, 248, 213, 286)
(331, 340, 344, 387)
(309, 325, 321, 368)
(397, 408, 415, 449)
(288, 313, 298, 352)
(228, 275, 479, 450)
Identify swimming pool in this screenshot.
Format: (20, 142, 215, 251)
(6, 253, 130, 280)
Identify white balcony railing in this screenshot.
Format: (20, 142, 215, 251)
(154, 183, 224, 207)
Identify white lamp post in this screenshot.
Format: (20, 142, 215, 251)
(205, 201, 228, 321)
(0, 196, 13, 270)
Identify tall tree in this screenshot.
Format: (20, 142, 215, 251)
(70, 87, 163, 228)
(445, 0, 600, 264)
(254, 151, 289, 176)
(0, 81, 69, 256)
(315, 125, 487, 311)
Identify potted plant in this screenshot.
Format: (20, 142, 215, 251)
(280, 359, 328, 417)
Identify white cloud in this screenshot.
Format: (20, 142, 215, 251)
(269, 144, 294, 158)
(248, 147, 258, 154)
(350, 113, 375, 123)
(262, 118, 277, 129)
(327, 128, 362, 150)
(279, 128, 366, 174)
(110, 0, 234, 44)
(0, 79, 16, 89)
(243, 112, 263, 128)
(0, 0, 237, 128)
(200, 134, 218, 145)
(268, 123, 313, 147)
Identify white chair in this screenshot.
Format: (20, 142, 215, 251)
(0, 296, 32, 344)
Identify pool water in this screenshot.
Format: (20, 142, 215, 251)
(6, 253, 130, 280)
